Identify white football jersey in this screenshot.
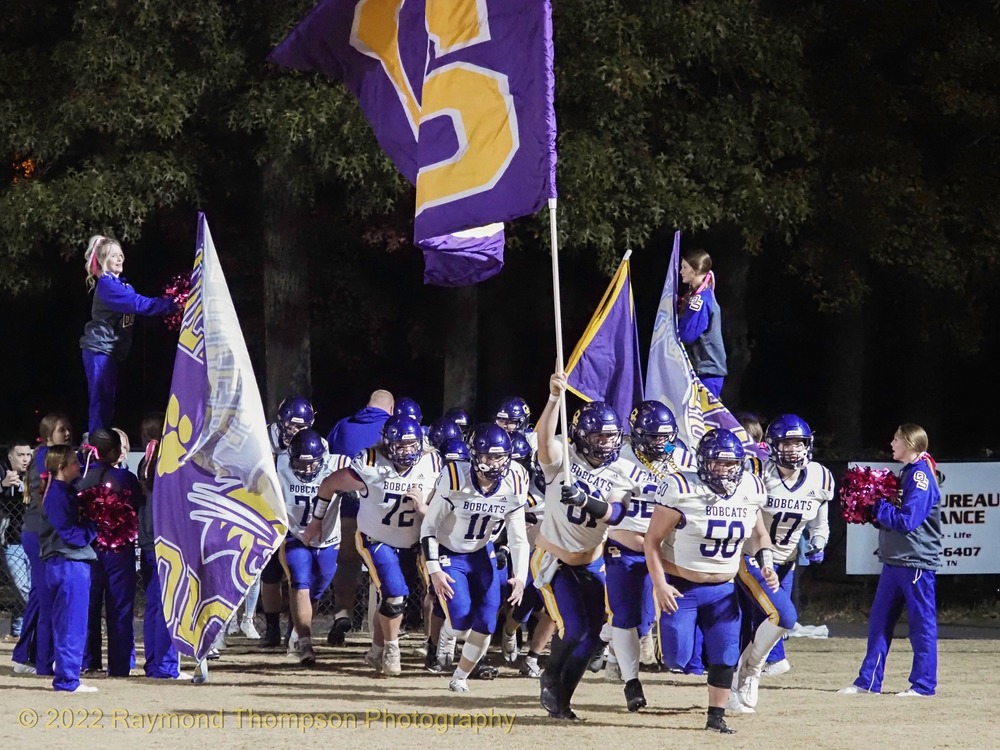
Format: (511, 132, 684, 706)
(423, 461, 528, 554)
(353, 448, 443, 548)
(761, 461, 834, 563)
(268, 422, 285, 455)
(277, 452, 351, 547)
(538, 445, 638, 554)
(616, 442, 697, 534)
(654, 470, 767, 577)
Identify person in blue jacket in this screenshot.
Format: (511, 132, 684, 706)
(324, 389, 394, 644)
(80, 235, 177, 435)
(37, 445, 98, 693)
(76, 428, 140, 677)
(839, 424, 942, 697)
(678, 249, 727, 398)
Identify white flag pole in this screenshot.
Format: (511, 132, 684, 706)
(548, 198, 572, 487)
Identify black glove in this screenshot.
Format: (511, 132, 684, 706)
(561, 484, 586, 507)
(524, 512, 538, 525)
(495, 545, 510, 571)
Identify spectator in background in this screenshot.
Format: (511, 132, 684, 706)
(2, 441, 33, 640)
(678, 249, 727, 398)
(13, 412, 73, 675)
(324, 389, 394, 645)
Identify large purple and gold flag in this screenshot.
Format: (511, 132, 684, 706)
(269, 0, 557, 285)
(565, 256, 644, 432)
(153, 213, 287, 661)
(646, 232, 765, 456)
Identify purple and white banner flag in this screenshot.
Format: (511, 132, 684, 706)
(646, 231, 765, 457)
(270, 0, 557, 285)
(153, 213, 287, 661)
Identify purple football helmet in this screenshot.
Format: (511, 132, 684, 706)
(288, 429, 326, 482)
(443, 408, 471, 437)
(765, 414, 814, 470)
(440, 437, 471, 462)
(394, 397, 423, 424)
(277, 395, 315, 448)
(470, 423, 513, 481)
(509, 431, 532, 464)
(629, 400, 678, 460)
(382, 415, 423, 467)
(697, 429, 745, 497)
(572, 402, 623, 466)
(428, 417, 463, 450)
(495, 397, 531, 433)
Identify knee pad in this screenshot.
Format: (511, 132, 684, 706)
(379, 596, 406, 618)
(707, 664, 735, 689)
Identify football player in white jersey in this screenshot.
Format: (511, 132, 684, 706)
(533, 373, 635, 720)
(279, 430, 351, 663)
(732, 414, 833, 710)
(496, 396, 539, 452)
(259, 396, 317, 647)
(499, 433, 558, 678)
(421, 424, 530, 693)
(644, 429, 777, 735)
(604, 400, 696, 711)
(302, 415, 441, 676)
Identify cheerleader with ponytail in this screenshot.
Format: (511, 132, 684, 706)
(12, 413, 73, 676)
(79, 235, 178, 435)
(36, 445, 98, 693)
(840, 424, 943, 697)
(678, 248, 728, 398)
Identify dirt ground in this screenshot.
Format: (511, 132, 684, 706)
(2, 632, 997, 749)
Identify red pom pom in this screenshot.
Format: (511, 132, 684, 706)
(162, 272, 193, 332)
(838, 467, 900, 525)
(78, 482, 138, 552)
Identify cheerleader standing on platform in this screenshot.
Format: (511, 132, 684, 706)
(79, 235, 177, 435)
(678, 249, 727, 399)
(37, 446, 98, 693)
(76, 429, 140, 677)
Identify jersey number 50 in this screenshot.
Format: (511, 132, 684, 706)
(700, 520, 746, 559)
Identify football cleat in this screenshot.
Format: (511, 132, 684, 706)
(762, 658, 791, 677)
(706, 714, 737, 734)
(624, 678, 647, 712)
(449, 678, 470, 693)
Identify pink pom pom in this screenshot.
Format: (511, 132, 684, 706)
(838, 467, 900, 525)
(78, 482, 138, 552)
(162, 272, 193, 332)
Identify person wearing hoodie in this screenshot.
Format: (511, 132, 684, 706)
(323, 390, 394, 644)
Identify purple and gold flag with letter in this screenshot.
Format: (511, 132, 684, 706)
(153, 213, 287, 661)
(270, 0, 557, 286)
(565, 256, 644, 432)
(645, 232, 765, 457)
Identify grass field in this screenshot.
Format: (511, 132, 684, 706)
(2, 631, 998, 749)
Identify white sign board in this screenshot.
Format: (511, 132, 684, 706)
(846, 461, 1000, 575)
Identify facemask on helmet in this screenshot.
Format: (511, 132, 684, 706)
(629, 400, 679, 461)
(697, 429, 746, 497)
(572, 403, 623, 466)
(382, 416, 423, 468)
(277, 396, 315, 448)
(470, 424, 513, 481)
(765, 414, 814, 471)
(288, 429, 326, 482)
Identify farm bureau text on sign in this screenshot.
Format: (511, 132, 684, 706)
(845, 461, 1000, 575)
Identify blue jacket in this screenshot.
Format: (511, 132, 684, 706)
(326, 407, 391, 460)
(80, 274, 174, 361)
(875, 457, 942, 570)
(678, 288, 727, 378)
(38, 479, 97, 561)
